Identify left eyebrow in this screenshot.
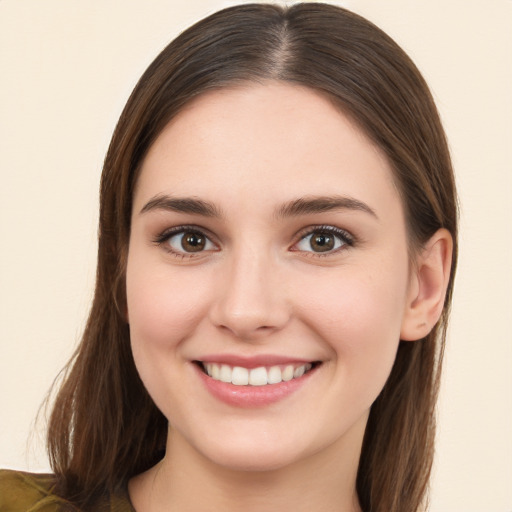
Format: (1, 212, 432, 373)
(275, 195, 378, 220)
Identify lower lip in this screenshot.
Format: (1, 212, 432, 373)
(195, 364, 317, 408)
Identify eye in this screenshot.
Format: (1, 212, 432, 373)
(155, 227, 217, 255)
(293, 226, 353, 254)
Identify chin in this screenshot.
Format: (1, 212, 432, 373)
(186, 428, 309, 473)
(207, 445, 300, 473)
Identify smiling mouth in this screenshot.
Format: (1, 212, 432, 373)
(195, 361, 320, 386)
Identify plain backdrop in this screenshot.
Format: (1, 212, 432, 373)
(1, 1, 511, 510)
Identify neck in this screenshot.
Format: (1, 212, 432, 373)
(129, 416, 366, 512)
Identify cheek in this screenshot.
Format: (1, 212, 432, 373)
(295, 262, 409, 385)
(125, 253, 214, 419)
(300, 266, 407, 335)
(126, 254, 210, 353)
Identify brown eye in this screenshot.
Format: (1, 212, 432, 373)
(309, 233, 335, 252)
(294, 227, 351, 254)
(165, 229, 215, 254)
(181, 232, 206, 252)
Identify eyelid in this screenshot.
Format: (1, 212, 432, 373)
(153, 225, 219, 257)
(152, 223, 355, 258)
(290, 224, 355, 255)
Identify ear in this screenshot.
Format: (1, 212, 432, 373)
(400, 228, 453, 341)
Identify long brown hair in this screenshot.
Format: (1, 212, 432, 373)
(47, 3, 458, 510)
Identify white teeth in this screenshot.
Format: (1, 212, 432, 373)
(219, 364, 232, 383)
(282, 365, 294, 381)
(294, 365, 305, 378)
(202, 362, 314, 386)
(248, 367, 268, 386)
(267, 366, 282, 384)
(231, 366, 249, 385)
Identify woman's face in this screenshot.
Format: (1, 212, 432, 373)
(126, 83, 416, 471)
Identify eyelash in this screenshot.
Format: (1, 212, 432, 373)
(293, 225, 355, 256)
(153, 224, 355, 258)
(153, 225, 217, 259)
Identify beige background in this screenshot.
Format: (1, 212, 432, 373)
(1, 1, 511, 510)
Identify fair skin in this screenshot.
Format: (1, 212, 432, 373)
(126, 83, 452, 512)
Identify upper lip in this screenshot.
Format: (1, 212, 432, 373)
(195, 354, 318, 369)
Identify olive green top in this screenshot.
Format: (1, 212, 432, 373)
(0, 470, 135, 512)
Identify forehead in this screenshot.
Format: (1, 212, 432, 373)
(134, 82, 400, 217)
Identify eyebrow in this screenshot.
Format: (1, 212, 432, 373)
(140, 195, 223, 217)
(275, 195, 378, 219)
(139, 194, 377, 220)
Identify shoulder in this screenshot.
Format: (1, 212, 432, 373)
(0, 470, 135, 512)
(0, 470, 78, 512)
(0, 469, 73, 511)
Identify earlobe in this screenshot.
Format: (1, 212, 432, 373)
(400, 228, 453, 341)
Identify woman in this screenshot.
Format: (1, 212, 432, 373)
(0, 3, 457, 511)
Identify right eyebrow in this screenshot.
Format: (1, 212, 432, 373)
(139, 195, 223, 218)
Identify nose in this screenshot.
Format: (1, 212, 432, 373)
(209, 247, 291, 341)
